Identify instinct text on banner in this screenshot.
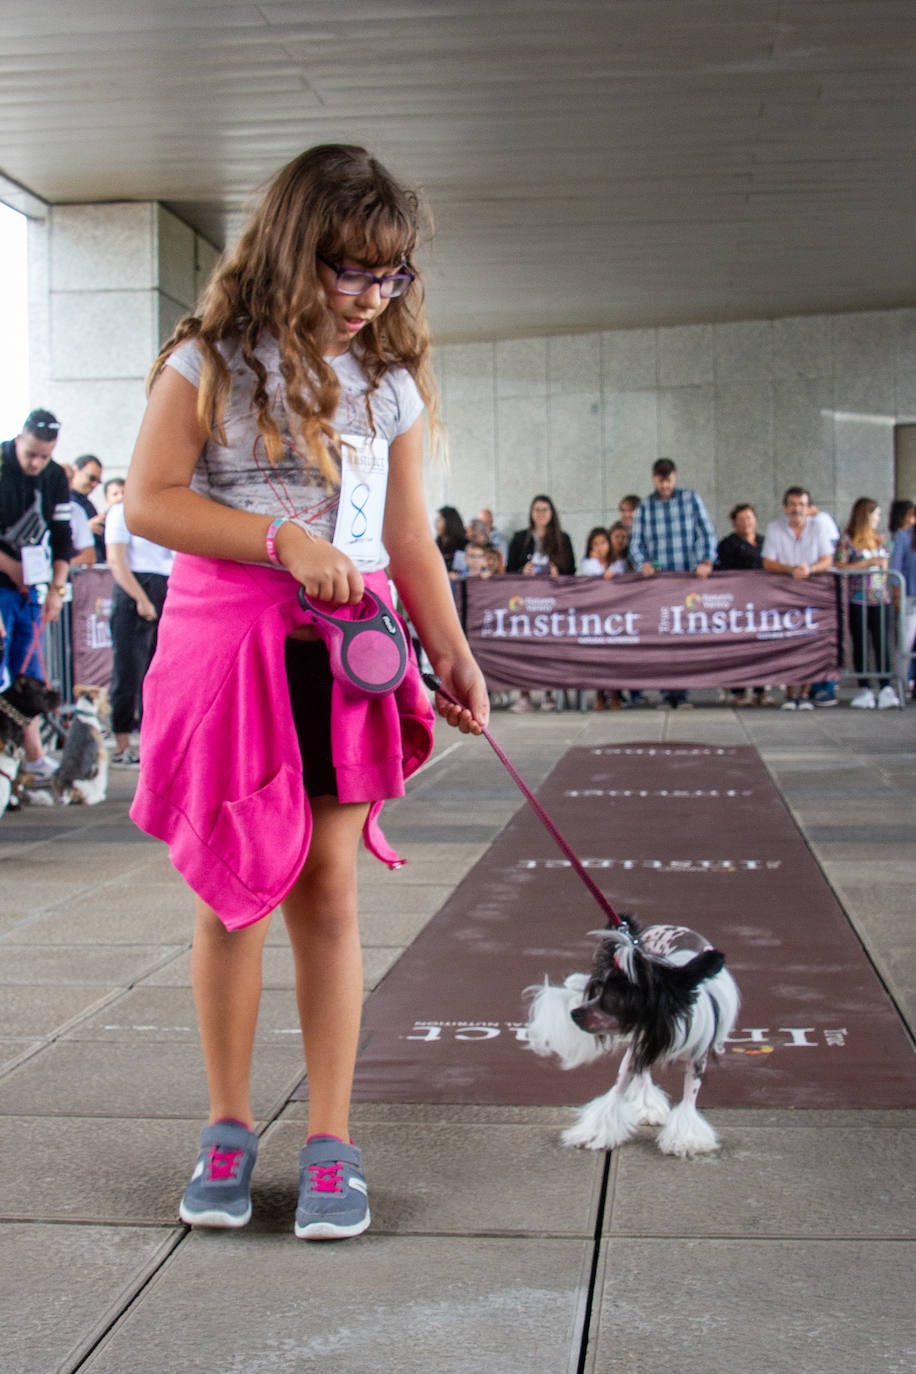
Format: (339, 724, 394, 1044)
(461, 571, 840, 690)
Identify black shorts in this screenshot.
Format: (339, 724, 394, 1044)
(284, 639, 338, 798)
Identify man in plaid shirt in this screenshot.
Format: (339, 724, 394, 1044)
(629, 458, 717, 707)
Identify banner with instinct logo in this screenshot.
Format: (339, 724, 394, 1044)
(460, 571, 840, 689)
(70, 567, 114, 689)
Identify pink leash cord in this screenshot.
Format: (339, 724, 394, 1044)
(423, 674, 623, 929)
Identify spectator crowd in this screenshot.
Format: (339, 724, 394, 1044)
(2, 400, 913, 790)
(434, 458, 914, 712)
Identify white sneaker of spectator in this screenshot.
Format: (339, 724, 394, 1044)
(25, 755, 59, 782)
(849, 688, 876, 709)
(877, 684, 901, 710)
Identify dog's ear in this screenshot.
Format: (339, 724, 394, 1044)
(665, 949, 725, 992)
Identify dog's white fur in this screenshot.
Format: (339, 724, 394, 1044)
(0, 745, 21, 816)
(526, 923, 740, 1157)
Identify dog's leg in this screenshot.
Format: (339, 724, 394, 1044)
(562, 1047, 644, 1151)
(656, 1054, 720, 1157)
(623, 1071, 670, 1127)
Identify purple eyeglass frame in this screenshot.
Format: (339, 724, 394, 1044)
(317, 253, 415, 298)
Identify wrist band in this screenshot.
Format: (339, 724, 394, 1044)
(265, 516, 289, 567)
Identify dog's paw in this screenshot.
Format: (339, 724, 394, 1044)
(562, 1090, 641, 1151)
(656, 1104, 719, 1157)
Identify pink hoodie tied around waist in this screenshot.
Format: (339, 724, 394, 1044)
(130, 554, 435, 930)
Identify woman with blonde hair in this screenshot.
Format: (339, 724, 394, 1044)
(835, 497, 898, 708)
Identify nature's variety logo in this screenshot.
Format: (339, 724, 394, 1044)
(506, 594, 556, 614)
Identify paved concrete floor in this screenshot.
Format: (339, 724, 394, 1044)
(1, 694, 914, 1373)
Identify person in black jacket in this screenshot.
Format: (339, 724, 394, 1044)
(0, 409, 72, 778)
(716, 502, 771, 706)
(506, 494, 575, 577)
(506, 495, 575, 711)
(716, 502, 764, 573)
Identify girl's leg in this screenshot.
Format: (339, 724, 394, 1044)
(191, 897, 272, 1127)
(282, 795, 370, 1142)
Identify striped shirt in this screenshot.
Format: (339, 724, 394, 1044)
(628, 487, 717, 572)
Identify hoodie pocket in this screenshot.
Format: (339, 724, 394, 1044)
(209, 764, 301, 896)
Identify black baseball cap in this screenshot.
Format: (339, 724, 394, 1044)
(23, 409, 61, 441)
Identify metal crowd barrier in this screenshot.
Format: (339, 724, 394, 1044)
(830, 566, 908, 708)
(30, 565, 114, 710)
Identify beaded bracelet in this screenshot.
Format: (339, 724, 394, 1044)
(265, 515, 289, 567)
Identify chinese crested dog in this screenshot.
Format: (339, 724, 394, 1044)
(526, 917, 740, 1157)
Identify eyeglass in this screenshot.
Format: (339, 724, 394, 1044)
(317, 253, 415, 299)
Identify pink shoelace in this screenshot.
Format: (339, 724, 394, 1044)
(308, 1162, 344, 1194)
(206, 1147, 244, 1181)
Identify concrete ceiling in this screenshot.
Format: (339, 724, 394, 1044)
(2, 0, 915, 342)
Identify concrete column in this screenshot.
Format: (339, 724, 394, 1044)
(27, 201, 219, 476)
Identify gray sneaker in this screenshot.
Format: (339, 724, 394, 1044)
(179, 1121, 258, 1228)
(111, 748, 140, 766)
(295, 1136, 370, 1240)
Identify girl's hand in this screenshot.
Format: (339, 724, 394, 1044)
(433, 658, 490, 734)
(276, 524, 364, 605)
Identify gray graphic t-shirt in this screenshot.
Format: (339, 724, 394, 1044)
(167, 337, 423, 571)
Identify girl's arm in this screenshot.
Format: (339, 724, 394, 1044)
(126, 367, 364, 605)
(383, 418, 489, 734)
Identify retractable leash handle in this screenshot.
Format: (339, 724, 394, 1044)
(423, 673, 624, 929)
(298, 586, 409, 696)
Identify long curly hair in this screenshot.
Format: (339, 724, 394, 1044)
(149, 144, 439, 485)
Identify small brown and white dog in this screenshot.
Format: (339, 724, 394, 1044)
(526, 916, 740, 1157)
(53, 684, 110, 805)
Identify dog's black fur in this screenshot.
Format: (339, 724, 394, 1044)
(0, 674, 60, 749)
(571, 915, 726, 1072)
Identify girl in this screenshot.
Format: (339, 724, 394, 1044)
(580, 526, 612, 577)
(506, 495, 574, 712)
(835, 497, 899, 709)
(125, 145, 488, 1240)
(607, 520, 633, 575)
(580, 528, 615, 708)
(506, 494, 575, 578)
(434, 504, 468, 576)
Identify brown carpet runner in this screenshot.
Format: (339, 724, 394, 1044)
(293, 742, 915, 1109)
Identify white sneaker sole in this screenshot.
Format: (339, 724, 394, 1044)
(179, 1201, 252, 1228)
(294, 1209, 371, 1241)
